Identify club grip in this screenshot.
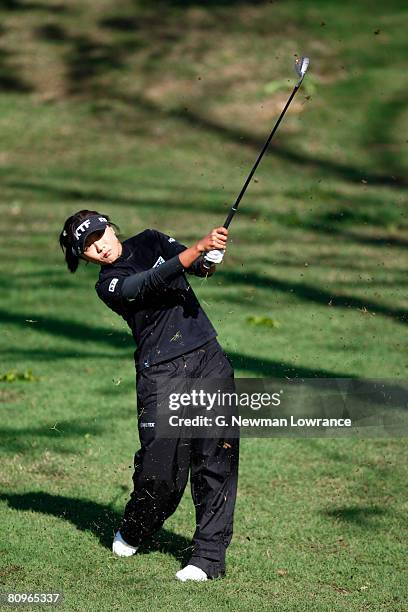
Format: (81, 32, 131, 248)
(223, 207, 237, 229)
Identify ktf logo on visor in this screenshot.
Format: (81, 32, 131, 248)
(72, 215, 108, 255)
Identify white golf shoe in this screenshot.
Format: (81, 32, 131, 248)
(112, 531, 138, 557)
(175, 565, 208, 582)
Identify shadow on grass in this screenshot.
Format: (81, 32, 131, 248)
(292, 189, 408, 248)
(301, 438, 405, 469)
(0, 308, 134, 350)
(216, 270, 408, 325)
(0, 305, 398, 379)
(0, 347, 130, 362)
(100, 0, 266, 32)
(302, 222, 408, 249)
(120, 93, 407, 189)
(278, 187, 408, 247)
(362, 90, 407, 180)
(224, 351, 353, 379)
(0, 302, 356, 378)
(0, 47, 32, 92)
(0, 0, 67, 12)
(0, 0, 37, 8)
(0, 0, 406, 192)
(34, 23, 67, 43)
(35, 18, 404, 191)
(65, 35, 142, 95)
(1, 178, 242, 219)
(141, 0, 266, 6)
(0, 304, 360, 377)
(0, 420, 106, 454)
(323, 505, 387, 529)
(0, 491, 192, 562)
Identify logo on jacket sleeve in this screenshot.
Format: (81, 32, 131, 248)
(108, 278, 119, 292)
(153, 256, 165, 268)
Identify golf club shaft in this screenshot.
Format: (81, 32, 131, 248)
(223, 83, 300, 229)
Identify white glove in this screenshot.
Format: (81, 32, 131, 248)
(203, 249, 225, 266)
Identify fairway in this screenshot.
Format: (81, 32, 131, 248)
(0, 1, 407, 610)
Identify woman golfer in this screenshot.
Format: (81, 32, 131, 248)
(59, 210, 239, 582)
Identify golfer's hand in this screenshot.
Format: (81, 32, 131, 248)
(196, 227, 228, 254)
(203, 249, 225, 265)
(177, 227, 228, 270)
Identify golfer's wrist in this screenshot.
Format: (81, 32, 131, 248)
(178, 245, 202, 268)
(195, 240, 206, 254)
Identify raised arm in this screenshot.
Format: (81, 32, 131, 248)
(154, 228, 228, 278)
(178, 227, 228, 275)
(96, 227, 228, 307)
(122, 227, 228, 299)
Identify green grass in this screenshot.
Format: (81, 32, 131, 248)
(0, 0, 407, 610)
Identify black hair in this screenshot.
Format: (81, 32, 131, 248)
(58, 209, 120, 273)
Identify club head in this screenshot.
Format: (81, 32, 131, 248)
(294, 56, 310, 84)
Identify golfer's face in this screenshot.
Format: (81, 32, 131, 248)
(82, 225, 122, 265)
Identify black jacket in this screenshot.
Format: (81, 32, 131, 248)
(95, 229, 216, 369)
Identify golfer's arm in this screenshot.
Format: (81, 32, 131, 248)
(121, 255, 184, 300)
(185, 255, 216, 277)
(178, 246, 216, 276)
(121, 248, 217, 301)
(177, 245, 202, 268)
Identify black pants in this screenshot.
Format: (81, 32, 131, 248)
(119, 338, 240, 579)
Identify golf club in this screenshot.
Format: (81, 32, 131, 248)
(223, 56, 310, 229)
